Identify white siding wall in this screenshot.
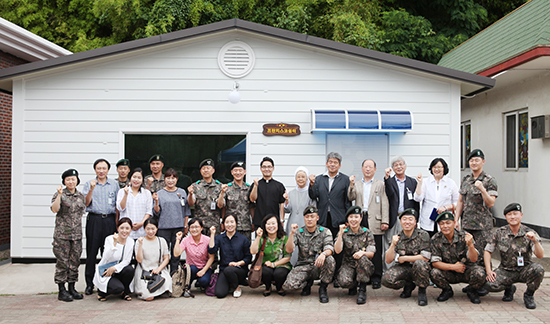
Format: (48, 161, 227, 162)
(12, 32, 460, 258)
(461, 71, 550, 228)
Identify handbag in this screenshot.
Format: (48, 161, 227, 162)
(248, 237, 267, 289)
(98, 243, 126, 277)
(205, 273, 218, 296)
(171, 261, 193, 298)
(140, 237, 166, 293)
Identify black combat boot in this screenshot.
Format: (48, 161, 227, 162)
(502, 285, 516, 302)
(68, 282, 83, 300)
(356, 283, 367, 305)
(301, 280, 314, 296)
(319, 282, 329, 303)
(524, 289, 536, 309)
(467, 287, 481, 304)
(348, 283, 357, 296)
(58, 283, 73, 302)
(436, 288, 453, 302)
(400, 282, 416, 298)
(417, 287, 428, 306)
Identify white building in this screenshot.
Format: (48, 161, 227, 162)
(0, 19, 493, 260)
(439, 0, 550, 237)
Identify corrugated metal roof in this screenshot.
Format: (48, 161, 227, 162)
(438, 0, 550, 74)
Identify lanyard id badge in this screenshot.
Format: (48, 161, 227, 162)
(407, 188, 413, 200)
(517, 252, 524, 267)
(376, 195, 380, 204)
(210, 199, 216, 210)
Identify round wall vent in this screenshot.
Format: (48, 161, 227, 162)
(218, 41, 255, 78)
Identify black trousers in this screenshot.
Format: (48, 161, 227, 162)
(157, 227, 183, 274)
(85, 213, 116, 287)
(262, 266, 290, 291)
(326, 212, 343, 276)
(215, 266, 248, 298)
(371, 234, 383, 282)
(99, 265, 135, 297)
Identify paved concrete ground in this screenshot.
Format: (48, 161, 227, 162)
(1, 262, 550, 324)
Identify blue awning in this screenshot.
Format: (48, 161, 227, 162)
(311, 109, 413, 133)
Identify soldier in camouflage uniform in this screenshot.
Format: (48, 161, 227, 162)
(334, 206, 375, 304)
(484, 203, 545, 309)
(382, 208, 431, 306)
(115, 159, 131, 189)
(217, 161, 253, 241)
(455, 149, 498, 271)
(51, 169, 86, 302)
(145, 154, 165, 193)
(430, 212, 486, 304)
(188, 159, 222, 234)
(283, 205, 335, 303)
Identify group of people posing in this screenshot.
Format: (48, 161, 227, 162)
(51, 149, 544, 309)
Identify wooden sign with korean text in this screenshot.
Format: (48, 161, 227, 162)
(262, 123, 301, 136)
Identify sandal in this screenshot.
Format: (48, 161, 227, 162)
(97, 295, 107, 302)
(122, 294, 132, 301)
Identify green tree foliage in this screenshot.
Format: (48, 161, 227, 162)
(0, 0, 524, 63)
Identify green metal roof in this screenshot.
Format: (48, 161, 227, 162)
(438, 0, 550, 74)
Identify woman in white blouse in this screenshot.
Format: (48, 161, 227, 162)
(117, 168, 153, 239)
(414, 158, 459, 237)
(93, 217, 135, 301)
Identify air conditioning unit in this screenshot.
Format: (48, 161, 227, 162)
(531, 115, 550, 139)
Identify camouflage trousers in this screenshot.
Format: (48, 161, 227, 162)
(199, 215, 221, 235)
(484, 264, 545, 292)
(283, 256, 335, 290)
(431, 264, 486, 290)
(53, 238, 82, 284)
(382, 260, 431, 289)
(336, 256, 374, 288)
(467, 229, 492, 266)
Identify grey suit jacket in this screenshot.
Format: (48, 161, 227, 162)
(347, 178, 389, 235)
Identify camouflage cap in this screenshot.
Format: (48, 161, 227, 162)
(149, 154, 164, 164)
(503, 202, 522, 215)
(303, 205, 318, 216)
(230, 161, 245, 171)
(398, 208, 418, 220)
(346, 205, 362, 218)
(199, 158, 215, 169)
(435, 211, 455, 223)
(61, 168, 80, 186)
(467, 149, 484, 161)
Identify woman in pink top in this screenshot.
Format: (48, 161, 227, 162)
(174, 218, 214, 290)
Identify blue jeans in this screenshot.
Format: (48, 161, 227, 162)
(189, 265, 212, 288)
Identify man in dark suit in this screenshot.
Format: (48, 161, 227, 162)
(383, 156, 419, 271)
(309, 152, 351, 285)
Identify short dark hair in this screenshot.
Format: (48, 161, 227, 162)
(164, 168, 178, 179)
(223, 214, 238, 226)
(429, 158, 449, 176)
(93, 158, 111, 170)
(361, 159, 376, 168)
(261, 214, 286, 239)
(187, 217, 204, 228)
(144, 217, 158, 229)
(117, 217, 133, 229)
(260, 156, 274, 167)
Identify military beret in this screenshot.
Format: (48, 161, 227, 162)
(504, 202, 522, 215)
(199, 158, 215, 169)
(93, 158, 111, 170)
(346, 205, 363, 218)
(149, 154, 164, 164)
(303, 205, 318, 216)
(398, 208, 418, 220)
(230, 161, 245, 171)
(116, 159, 130, 167)
(435, 211, 455, 223)
(61, 169, 80, 186)
(467, 149, 485, 161)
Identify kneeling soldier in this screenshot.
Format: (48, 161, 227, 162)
(283, 205, 336, 303)
(382, 208, 431, 306)
(430, 212, 486, 304)
(484, 203, 545, 309)
(334, 206, 375, 304)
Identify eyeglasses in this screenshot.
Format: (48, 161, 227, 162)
(189, 225, 202, 229)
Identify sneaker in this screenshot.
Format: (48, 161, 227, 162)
(233, 289, 242, 298)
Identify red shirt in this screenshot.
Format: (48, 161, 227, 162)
(179, 234, 210, 268)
